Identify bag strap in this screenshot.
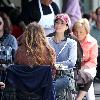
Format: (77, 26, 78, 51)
(57, 41, 67, 58)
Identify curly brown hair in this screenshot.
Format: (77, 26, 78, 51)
(15, 22, 56, 66)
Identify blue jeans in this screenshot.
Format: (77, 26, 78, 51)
(54, 76, 69, 95)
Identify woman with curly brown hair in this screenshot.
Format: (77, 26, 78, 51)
(15, 22, 56, 68)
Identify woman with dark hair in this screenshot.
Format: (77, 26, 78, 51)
(0, 12, 18, 51)
(48, 13, 77, 98)
(0, 13, 18, 99)
(0, 12, 12, 33)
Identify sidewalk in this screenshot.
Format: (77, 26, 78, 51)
(94, 83, 100, 100)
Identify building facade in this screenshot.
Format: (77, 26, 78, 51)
(2, 0, 100, 13)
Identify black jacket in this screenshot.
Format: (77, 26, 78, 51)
(5, 64, 55, 100)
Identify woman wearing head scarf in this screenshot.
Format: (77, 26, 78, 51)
(48, 13, 77, 98)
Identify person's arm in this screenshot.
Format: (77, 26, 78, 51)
(62, 0, 68, 12)
(81, 42, 98, 69)
(51, 2, 60, 15)
(8, 34, 18, 51)
(65, 0, 80, 16)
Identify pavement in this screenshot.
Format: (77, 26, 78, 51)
(94, 82, 100, 100)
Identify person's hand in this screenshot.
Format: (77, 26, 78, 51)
(0, 82, 5, 89)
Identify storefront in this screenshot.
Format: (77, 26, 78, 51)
(81, 0, 100, 13)
(2, 0, 100, 13)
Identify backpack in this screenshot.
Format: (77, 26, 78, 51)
(47, 32, 83, 69)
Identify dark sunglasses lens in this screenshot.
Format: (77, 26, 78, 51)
(0, 22, 2, 25)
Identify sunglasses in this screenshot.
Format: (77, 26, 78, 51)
(97, 14, 100, 16)
(0, 21, 2, 25)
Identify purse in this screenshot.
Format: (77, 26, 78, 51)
(74, 69, 93, 85)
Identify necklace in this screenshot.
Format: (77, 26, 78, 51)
(53, 36, 65, 44)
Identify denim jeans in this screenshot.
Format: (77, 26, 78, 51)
(54, 76, 69, 95)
